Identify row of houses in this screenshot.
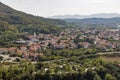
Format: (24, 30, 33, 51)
(1, 28, 120, 62)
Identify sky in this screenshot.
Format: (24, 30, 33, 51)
(0, 0, 120, 17)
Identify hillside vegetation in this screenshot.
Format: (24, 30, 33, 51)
(64, 18, 120, 29)
(0, 2, 67, 47)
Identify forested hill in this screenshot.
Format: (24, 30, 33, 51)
(0, 2, 67, 34)
(64, 18, 120, 24)
(0, 2, 66, 47)
(64, 18, 120, 29)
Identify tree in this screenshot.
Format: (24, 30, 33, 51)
(0, 56, 3, 61)
(93, 74, 102, 80)
(74, 35, 80, 44)
(116, 74, 120, 80)
(48, 42, 53, 48)
(77, 44, 83, 49)
(36, 62, 44, 70)
(85, 69, 96, 80)
(105, 73, 117, 80)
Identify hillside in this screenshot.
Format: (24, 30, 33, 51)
(64, 18, 120, 29)
(64, 18, 120, 24)
(0, 2, 66, 34)
(0, 2, 67, 47)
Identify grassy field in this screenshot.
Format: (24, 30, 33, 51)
(100, 57, 120, 62)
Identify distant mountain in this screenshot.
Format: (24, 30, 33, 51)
(63, 18, 120, 29)
(50, 13, 120, 19)
(64, 17, 120, 24)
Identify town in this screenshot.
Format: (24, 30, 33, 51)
(0, 27, 120, 62)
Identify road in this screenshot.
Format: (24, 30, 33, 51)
(97, 52, 120, 55)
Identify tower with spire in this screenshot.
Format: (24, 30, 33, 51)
(34, 32, 37, 38)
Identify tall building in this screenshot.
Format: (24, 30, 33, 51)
(117, 25, 120, 40)
(34, 32, 37, 38)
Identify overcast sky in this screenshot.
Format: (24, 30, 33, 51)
(0, 0, 120, 17)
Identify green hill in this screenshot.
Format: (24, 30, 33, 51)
(0, 2, 66, 47)
(0, 2, 66, 34)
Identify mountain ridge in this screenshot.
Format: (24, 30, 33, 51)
(50, 13, 120, 19)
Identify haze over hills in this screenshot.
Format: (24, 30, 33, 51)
(50, 13, 120, 19)
(50, 13, 120, 28)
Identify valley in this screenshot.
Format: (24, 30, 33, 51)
(0, 1, 120, 80)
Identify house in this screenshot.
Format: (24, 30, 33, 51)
(78, 42, 90, 48)
(20, 46, 27, 51)
(69, 42, 77, 49)
(29, 43, 41, 52)
(8, 47, 17, 54)
(17, 49, 23, 55)
(53, 43, 69, 49)
(0, 48, 8, 54)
